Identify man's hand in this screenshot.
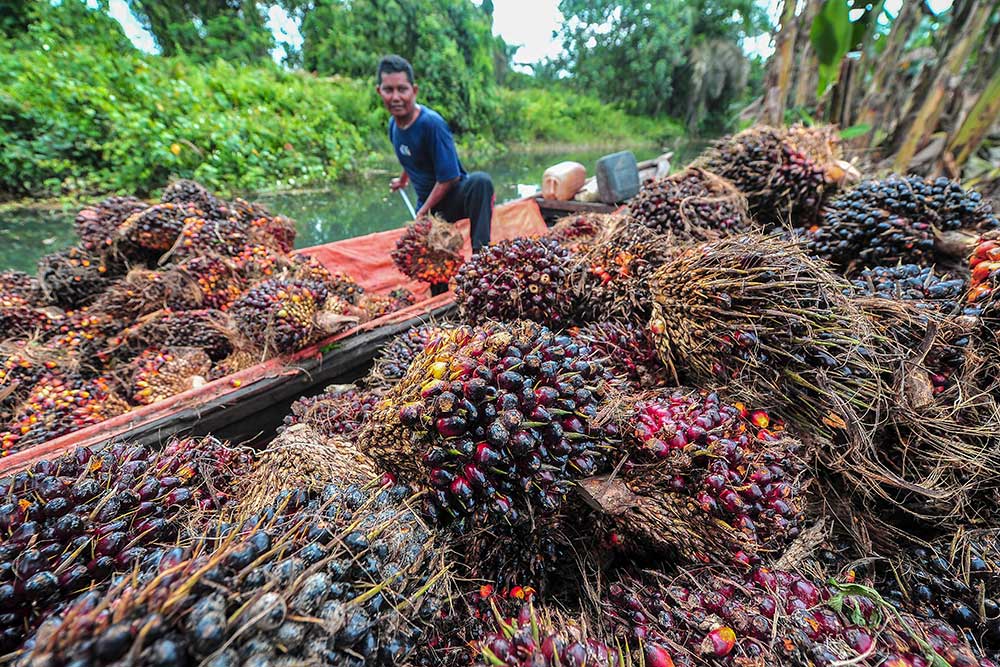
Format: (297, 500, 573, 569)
(390, 177, 405, 192)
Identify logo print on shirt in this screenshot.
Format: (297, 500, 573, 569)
(399, 144, 411, 157)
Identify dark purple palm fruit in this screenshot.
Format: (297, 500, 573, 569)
(807, 175, 998, 275)
(0, 270, 43, 302)
(586, 390, 807, 568)
(572, 321, 669, 390)
(230, 279, 330, 354)
(625, 167, 751, 241)
(454, 237, 575, 327)
(359, 321, 613, 527)
(22, 477, 445, 667)
(117, 202, 194, 254)
(121, 308, 236, 361)
(278, 383, 384, 439)
(697, 125, 830, 228)
(160, 179, 230, 220)
(605, 568, 988, 667)
(0, 437, 252, 654)
(75, 195, 147, 253)
(367, 324, 452, 388)
(37, 246, 121, 309)
(850, 264, 971, 315)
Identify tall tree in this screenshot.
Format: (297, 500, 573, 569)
(761, 0, 799, 125)
(125, 0, 273, 62)
(556, 0, 769, 123)
(299, 0, 498, 134)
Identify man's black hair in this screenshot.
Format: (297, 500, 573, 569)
(376, 55, 414, 85)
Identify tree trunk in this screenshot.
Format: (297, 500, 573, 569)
(944, 65, 1000, 172)
(854, 0, 919, 147)
(761, 0, 799, 126)
(893, 0, 993, 172)
(791, 0, 822, 113)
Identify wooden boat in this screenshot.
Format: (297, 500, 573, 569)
(0, 197, 549, 475)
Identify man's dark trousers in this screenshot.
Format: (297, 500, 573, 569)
(431, 171, 494, 250)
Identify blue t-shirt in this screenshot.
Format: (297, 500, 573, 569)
(389, 105, 466, 208)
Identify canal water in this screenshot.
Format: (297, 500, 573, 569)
(0, 142, 704, 273)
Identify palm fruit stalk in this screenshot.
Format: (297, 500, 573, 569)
(279, 383, 384, 439)
(647, 233, 999, 524)
(160, 178, 230, 220)
(37, 247, 121, 309)
(806, 176, 998, 274)
(0, 373, 129, 453)
(586, 390, 806, 568)
(163, 216, 251, 261)
(117, 202, 193, 254)
(572, 321, 668, 390)
(454, 237, 575, 327)
(547, 212, 614, 251)
(368, 324, 453, 388)
(850, 264, 971, 316)
(230, 279, 332, 355)
(0, 270, 43, 302)
(172, 255, 245, 310)
(74, 196, 146, 254)
(119, 308, 236, 361)
(23, 476, 447, 667)
(128, 347, 212, 405)
(391, 215, 465, 285)
(625, 167, 751, 241)
(0, 437, 251, 652)
(605, 567, 990, 667)
(359, 321, 612, 527)
(91, 268, 202, 321)
(569, 216, 679, 325)
(696, 125, 831, 227)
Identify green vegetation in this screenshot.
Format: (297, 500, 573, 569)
(0, 0, 717, 201)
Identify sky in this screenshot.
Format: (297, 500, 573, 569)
(106, 0, 955, 67)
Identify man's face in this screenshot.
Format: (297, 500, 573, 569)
(377, 72, 418, 120)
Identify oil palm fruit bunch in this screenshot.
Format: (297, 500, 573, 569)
(91, 267, 202, 321)
(570, 217, 679, 325)
(646, 234, 1000, 523)
(359, 291, 406, 320)
(0, 294, 55, 339)
(0, 348, 60, 420)
(129, 347, 212, 405)
(171, 255, 245, 310)
(588, 390, 806, 567)
(232, 242, 289, 282)
(474, 601, 658, 667)
(359, 320, 613, 527)
(24, 477, 446, 667)
(117, 202, 192, 253)
(806, 176, 998, 274)
(123, 308, 235, 361)
(167, 216, 251, 260)
(390, 286, 417, 306)
(239, 204, 297, 252)
(968, 231, 1000, 319)
(697, 125, 830, 227)
(280, 383, 384, 439)
(548, 212, 613, 250)
(368, 324, 452, 387)
(289, 254, 366, 303)
(0, 373, 128, 453)
(230, 279, 331, 354)
(625, 167, 751, 241)
(43, 307, 120, 368)
(0, 437, 251, 654)
(0, 270, 43, 301)
(605, 568, 988, 667)
(572, 321, 668, 390)
(850, 264, 970, 315)
(37, 247, 120, 309)
(207, 349, 258, 381)
(74, 196, 146, 253)
(160, 178, 229, 219)
(455, 237, 574, 327)
(392, 216, 465, 284)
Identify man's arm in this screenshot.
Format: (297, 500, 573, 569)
(416, 176, 460, 218)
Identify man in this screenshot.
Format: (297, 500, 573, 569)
(376, 54, 494, 294)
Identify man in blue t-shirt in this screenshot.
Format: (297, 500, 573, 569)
(376, 55, 494, 292)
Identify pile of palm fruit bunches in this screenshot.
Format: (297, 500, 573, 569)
(0, 180, 419, 456)
(6, 122, 1000, 667)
